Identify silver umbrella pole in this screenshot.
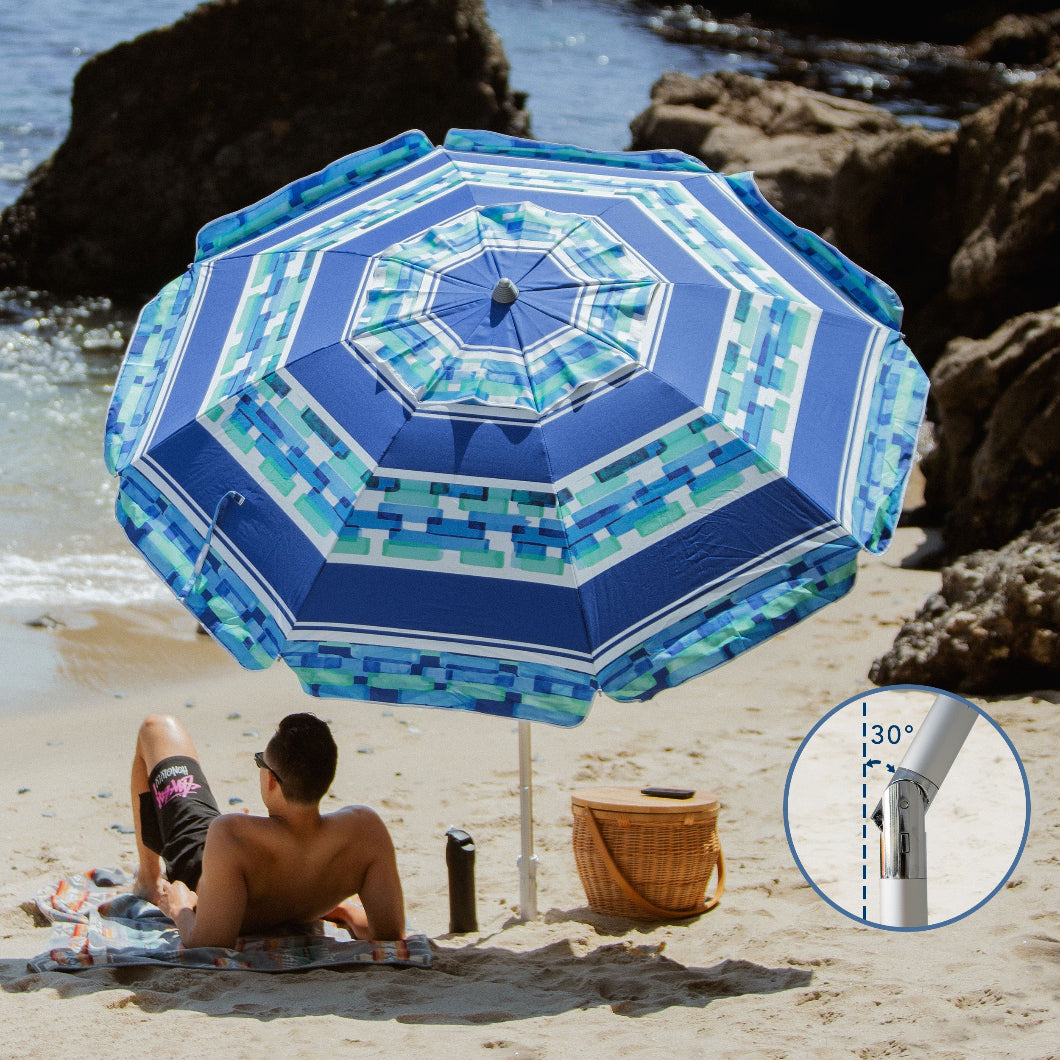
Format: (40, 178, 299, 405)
(872, 692, 979, 927)
(517, 720, 539, 921)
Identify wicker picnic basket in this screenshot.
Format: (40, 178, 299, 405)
(571, 786, 724, 920)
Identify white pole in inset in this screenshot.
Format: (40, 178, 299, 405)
(517, 720, 538, 921)
(875, 693, 979, 927)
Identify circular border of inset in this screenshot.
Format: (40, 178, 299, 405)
(783, 684, 1031, 932)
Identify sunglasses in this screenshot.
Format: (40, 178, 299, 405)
(254, 750, 283, 785)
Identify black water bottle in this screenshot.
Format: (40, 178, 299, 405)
(445, 827, 478, 933)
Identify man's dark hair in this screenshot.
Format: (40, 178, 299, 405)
(266, 713, 337, 804)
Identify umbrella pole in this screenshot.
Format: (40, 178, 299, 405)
(517, 720, 538, 921)
(873, 693, 978, 927)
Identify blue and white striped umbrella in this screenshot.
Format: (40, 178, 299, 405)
(105, 129, 928, 729)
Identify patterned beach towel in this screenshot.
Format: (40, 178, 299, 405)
(29, 870, 432, 972)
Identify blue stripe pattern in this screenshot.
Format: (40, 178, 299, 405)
(106, 129, 929, 725)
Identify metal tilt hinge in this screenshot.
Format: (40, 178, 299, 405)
(871, 693, 978, 927)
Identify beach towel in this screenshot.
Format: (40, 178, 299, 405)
(29, 869, 432, 972)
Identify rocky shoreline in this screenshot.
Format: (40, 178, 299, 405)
(641, 5, 1058, 122)
(2, 0, 1057, 693)
(0, 0, 529, 304)
(624, 9, 1060, 690)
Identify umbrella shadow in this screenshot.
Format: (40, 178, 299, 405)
(0, 929, 812, 1023)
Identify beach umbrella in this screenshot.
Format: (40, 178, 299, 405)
(104, 128, 928, 917)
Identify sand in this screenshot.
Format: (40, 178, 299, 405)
(1, 518, 1057, 1059)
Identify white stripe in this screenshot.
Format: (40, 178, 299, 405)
(287, 622, 597, 670)
(836, 326, 887, 530)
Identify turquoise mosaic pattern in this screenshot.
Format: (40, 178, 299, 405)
(257, 161, 466, 257)
(283, 642, 595, 727)
(599, 536, 859, 699)
(333, 477, 569, 577)
(281, 532, 859, 722)
(557, 414, 776, 575)
(115, 467, 286, 669)
(104, 271, 195, 475)
(195, 130, 435, 260)
(708, 290, 814, 472)
(205, 251, 316, 409)
(205, 372, 374, 544)
(444, 128, 711, 174)
(331, 413, 775, 582)
(707, 290, 815, 471)
(849, 334, 929, 553)
(349, 202, 664, 411)
(725, 171, 903, 330)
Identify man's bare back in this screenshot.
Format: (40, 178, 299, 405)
(131, 713, 405, 948)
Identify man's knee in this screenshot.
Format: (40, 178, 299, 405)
(137, 714, 197, 765)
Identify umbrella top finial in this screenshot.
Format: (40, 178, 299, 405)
(491, 277, 520, 304)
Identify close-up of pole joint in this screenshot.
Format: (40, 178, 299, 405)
(872, 693, 979, 927)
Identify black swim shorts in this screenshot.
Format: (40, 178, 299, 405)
(138, 754, 220, 889)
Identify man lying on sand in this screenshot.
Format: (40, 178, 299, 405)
(130, 711, 405, 946)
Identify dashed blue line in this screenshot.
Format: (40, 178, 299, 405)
(862, 699, 868, 920)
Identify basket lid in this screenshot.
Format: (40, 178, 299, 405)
(571, 785, 718, 814)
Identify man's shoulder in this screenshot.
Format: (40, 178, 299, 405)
(326, 804, 381, 825)
(326, 804, 388, 837)
(205, 811, 268, 844)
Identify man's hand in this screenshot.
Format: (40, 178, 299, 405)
(157, 879, 196, 919)
(324, 897, 370, 940)
(156, 879, 199, 943)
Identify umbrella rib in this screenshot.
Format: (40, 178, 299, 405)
(521, 280, 659, 357)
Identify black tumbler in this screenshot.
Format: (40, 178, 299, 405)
(445, 827, 478, 933)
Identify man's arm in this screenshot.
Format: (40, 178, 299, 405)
(349, 807, 405, 941)
(158, 818, 248, 948)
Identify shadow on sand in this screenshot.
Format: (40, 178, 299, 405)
(1, 906, 813, 1023)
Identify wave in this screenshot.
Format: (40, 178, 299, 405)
(0, 551, 171, 608)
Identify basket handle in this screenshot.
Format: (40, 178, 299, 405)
(584, 807, 725, 920)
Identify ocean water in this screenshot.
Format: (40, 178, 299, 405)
(0, 0, 731, 616)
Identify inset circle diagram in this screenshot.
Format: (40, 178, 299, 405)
(784, 685, 1030, 930)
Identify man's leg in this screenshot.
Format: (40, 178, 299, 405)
(130, 714, 199, 901)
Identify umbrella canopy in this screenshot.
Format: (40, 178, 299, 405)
(105, 128, 928, 729)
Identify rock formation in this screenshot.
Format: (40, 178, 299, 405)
(629, 71, 902, 239)
(920, 306, 1060, 556)
(869, 508, 1060, 692)
(964, 9, 1060, 65)
(0, 0, 529, 303)
(631, 67, 1060, 372)
(644, 1, 1060, 45)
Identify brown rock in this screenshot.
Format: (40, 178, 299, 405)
(921, 306, 1060, 556)
(631, 68, 1060, 373)
(0, 0, 529, 303)
(964, 11, 1060, 66)
(870, 508, 1060, 693)
(943, 70, 1060, 335)
(629, 71, 901, 236)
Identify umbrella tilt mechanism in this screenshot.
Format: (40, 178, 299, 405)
(872, 693, 979, 927)
(179, 489, 244, 600)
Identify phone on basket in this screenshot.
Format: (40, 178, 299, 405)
(640, 786, 695, 799)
